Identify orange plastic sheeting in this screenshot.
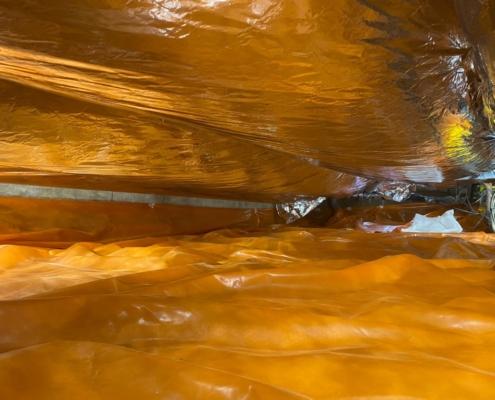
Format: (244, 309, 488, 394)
(0, 0, 493, 200)
(328, 203, 489, 232)
(1, 229, 495, 398)
(0, 197, 276, 247)
(0, 81, 366, 201)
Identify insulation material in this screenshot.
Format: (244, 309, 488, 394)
(276, 196, 327, 224)
(1, 229, 495, 398)
(0, 0, 494, 200)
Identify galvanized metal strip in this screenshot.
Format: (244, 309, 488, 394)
(0, 183, 273, 209)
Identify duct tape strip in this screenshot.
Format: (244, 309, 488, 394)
(0, 183, 273, 209)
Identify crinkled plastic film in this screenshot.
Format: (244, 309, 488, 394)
(2, 228, 495, 398)
(3, 1, 495, 398)
(0, 196, 277, 247)
(0, 0, 495, 200)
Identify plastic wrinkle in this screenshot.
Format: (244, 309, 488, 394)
(0, 0, 494, 200)
(1, 228, 495, 398)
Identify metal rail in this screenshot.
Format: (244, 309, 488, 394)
(0, 183, 274, 209)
